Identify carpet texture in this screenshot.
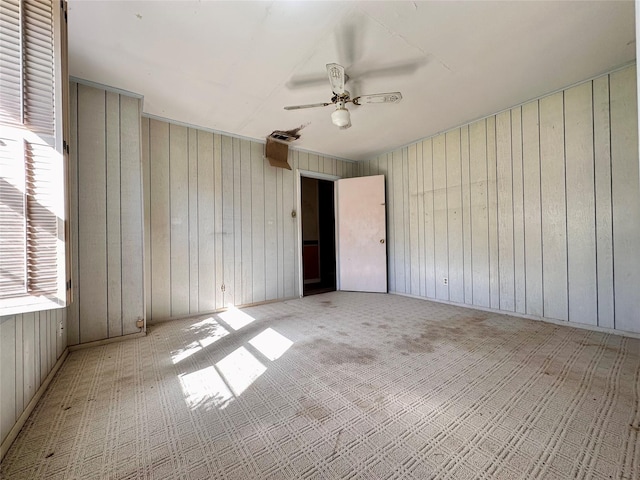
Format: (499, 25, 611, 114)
(1, 292, 639, 479)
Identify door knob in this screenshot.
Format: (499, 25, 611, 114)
(380, 239, 385, 244)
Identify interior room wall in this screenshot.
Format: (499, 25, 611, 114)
(359, 65, 640, 335)
(0, 308, 67, 454)
(66, 81, 145, 345)
(141, 117, 357, 322)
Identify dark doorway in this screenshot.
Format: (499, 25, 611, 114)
(301, 177, 336, 296)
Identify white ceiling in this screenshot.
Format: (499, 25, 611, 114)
(68, 1, 636, 162)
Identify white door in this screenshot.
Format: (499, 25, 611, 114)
(336, 175, 387, 292)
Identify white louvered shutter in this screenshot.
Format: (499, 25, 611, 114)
(0, 0, 68, 316)
(0, 0, 22, 125)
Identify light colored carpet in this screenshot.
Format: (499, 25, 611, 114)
(1, 292, 639, 479)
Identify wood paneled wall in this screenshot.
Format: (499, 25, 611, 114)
(142, 117, 357, 322)
(67, 82, 145, 344)
(360, 65, 640, 334)
(0, 303, 66, 448)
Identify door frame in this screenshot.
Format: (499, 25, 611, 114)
(296, 169, 340, 297)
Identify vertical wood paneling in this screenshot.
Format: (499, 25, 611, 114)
(55, 309, 63, 359)
(169, 124, 189, 316)
(496, 110, 515, 311)
(309, 153, 319, 172)
(276, 167, 284, 298)
(392, 150, 405, 292)
(222, 135, 235, 306)
(283, 151, 295, 298)
(326, 157, 336, 175)
(539, 92, 568, 321)
(240, 139, 253, 305)
(105, 91, 122, 337)
(264, 157, 278, 300)
(120, 96, 144, 335)
(14, 315, 23, 416)
(433, 134, 449, 300)
(486, 117, 500, 309)
(39, 313, 47, 383)
(469, 120, 489, 307)
(610, 67, 640, 333)
(22, 313, 35, 408)
(408, 144, 419, 296)
(593, 76, 614, 329)
(1, 318, 16, 443)
(402, 148, 411, 292)
(298, 151, 309, 171)
(188, 128, 199, 312)
(362, 160, 370, 177)
(142, 117, 151, 319)
(251, 141, 265, 303)
(197, 131, 215, 312)
(564, 82, 597, 326)
(416, 141, 426, 297)
(511, 107, 526, 314)
(446, 130, 464, 303)
(150, 119, 171, 320)
(77, 84, 108, 342)
(423, 139, 436, 298)
(47, 313, 54, 378)
(461, 126, 473, 304)
(213, 134, 223, 310)
(233, 138, 243, 305)
(369, 157, 379, 176)
(32, 316, 39, 405)
(522, 101, 544, 317)
(67, 83, 79, 345)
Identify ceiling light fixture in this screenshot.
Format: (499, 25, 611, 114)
(331, 104, 350, 127)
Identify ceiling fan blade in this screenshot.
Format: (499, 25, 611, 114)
(284, 102, 331, 110)
(336, 19, 365, 67)
(353, 92, 403, 105)
(326, 63, 345, 95)
(286, 74, 329, 90)
(356, 58, 428, 80)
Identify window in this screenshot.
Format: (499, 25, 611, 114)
(0, 0, 69, 316)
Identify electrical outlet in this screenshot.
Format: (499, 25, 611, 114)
(443, 277, 448, 286)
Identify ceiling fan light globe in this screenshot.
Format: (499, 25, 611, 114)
(331, 108, 350, 127)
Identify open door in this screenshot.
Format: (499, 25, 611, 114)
(301, 177, 336, 296)
(336, 175, 387, 292)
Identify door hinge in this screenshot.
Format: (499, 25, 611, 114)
(221, 284, 226, 292)
(66, 279, 72, 291)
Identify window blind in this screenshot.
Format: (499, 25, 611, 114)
(0, 0, 67, 315)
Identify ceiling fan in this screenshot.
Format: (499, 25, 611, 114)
(284, 63, 402, 130)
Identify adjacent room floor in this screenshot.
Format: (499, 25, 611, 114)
(1, 292, 639, 479)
